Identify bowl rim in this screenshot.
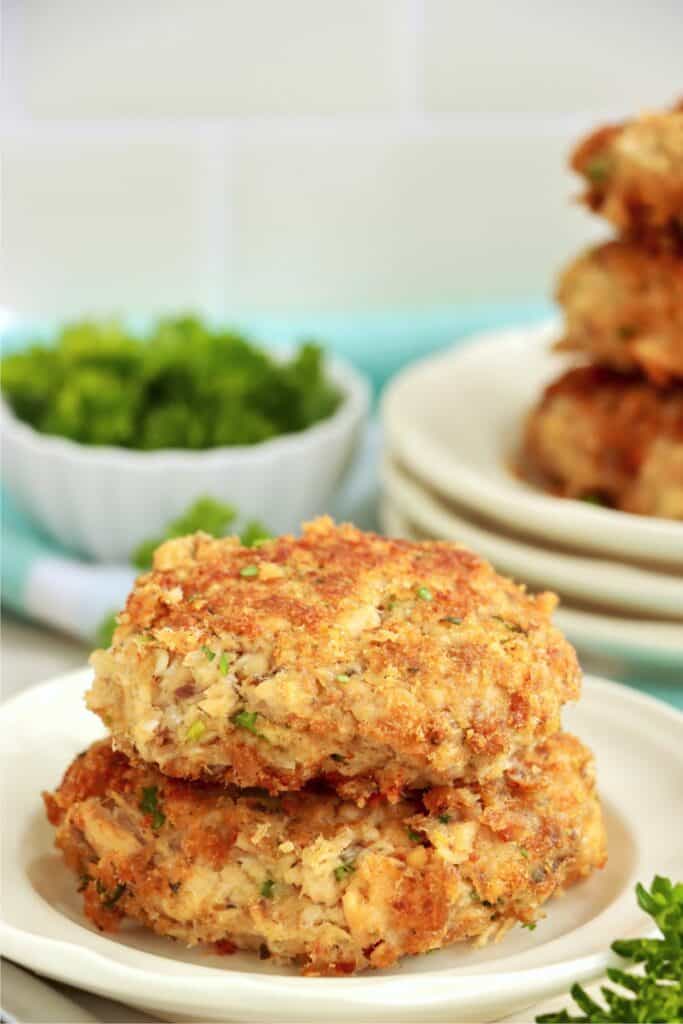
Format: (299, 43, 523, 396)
(0, 351, 370, 467)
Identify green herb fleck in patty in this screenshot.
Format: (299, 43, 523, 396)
(260, 878, 275, 899)
(186, 719, 206, 743)
(232, 710, 263, 737)
(334, 861, 357, 882)
(139, 786, 165, 829)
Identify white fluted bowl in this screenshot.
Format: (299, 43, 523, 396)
(1, 354, 370, 562)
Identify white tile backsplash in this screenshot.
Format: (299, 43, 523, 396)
(1, 139, 205, 317)
(1, 1, 679, 318)
(423, 0, 683, 114)
(21, 0, 403, 117)
(227, 129, 605, 311)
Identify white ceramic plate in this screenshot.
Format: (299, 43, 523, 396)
(382, 457, 683, 620)
(380, 501, 683, 669)
(3, 670, 683, 1023)
(381, 323, 683, 568)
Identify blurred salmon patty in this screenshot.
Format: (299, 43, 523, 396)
(522, 365, 683, 519)
(572, 102, 683, 233)
(556, 238, 683, 385)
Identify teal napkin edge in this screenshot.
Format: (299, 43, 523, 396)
(2, 489, 75, 612)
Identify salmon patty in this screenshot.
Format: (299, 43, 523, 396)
(44, 733, 606, 976)
(521, 365, 683, 518)
(87, 518, 581, 802)
(556, 239, 683, 385)
(572, 101, 683, 234)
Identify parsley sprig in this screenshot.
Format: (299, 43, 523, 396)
(538, 876, 682, 1022)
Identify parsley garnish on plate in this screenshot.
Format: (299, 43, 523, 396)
(537, 876, 682, 1022)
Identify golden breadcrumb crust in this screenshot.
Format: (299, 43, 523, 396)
(556, 238, 683, 385)
(87, 519, 581, 802)
(521, 365, 683, 519)
(572, 102, 683, 234)
(44, 733, 606, 976)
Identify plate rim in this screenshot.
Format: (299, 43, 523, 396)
(381, 321, 683, 566)
(2, 668, 682, 1018)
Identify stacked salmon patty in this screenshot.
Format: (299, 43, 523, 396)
(523, 101, 683, 519)
(45, 518, 606, 974)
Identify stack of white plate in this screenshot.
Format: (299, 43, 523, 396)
(381, 323, 683, 669)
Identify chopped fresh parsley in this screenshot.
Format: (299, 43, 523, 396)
(131, 497, 272, 570)
(335, 673, 351, 683)
(520, 847, 530, 859)
(239, 564, 259, 578)
(416, 586, 433, 601)
(94, 495, 274, 644)
(202, 645, 216, 661)
(537, 876, 683, 1022)
(240, 521, 272, 548)
(96, 880, 126, 908)
(407, 827, 424, 843)
(260, 878, 275, 899)
(492, 615, 526, 634)
(1, 319, 339, 451)
(132, 497, 237, 570)
(95, 611, 118, 648)
(441, 616, 462, 626)
(523, 922, 537, 931)
(139, 785, 165, 829)
(219, 653, 231, 676)
(438, 813, 452, 825)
